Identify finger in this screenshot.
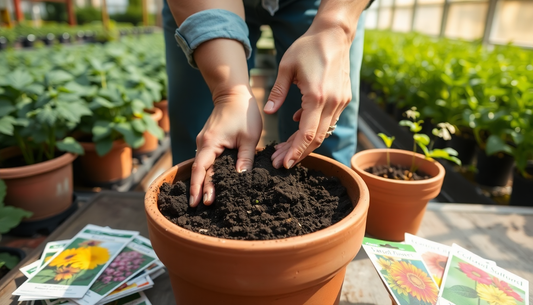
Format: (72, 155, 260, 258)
(293, 108, 303, 122)
(272, 142, 292, 169)
(202, 165, 215, 205)
(236, 143, 256, 173)
(190, 147, 217, 207)
(283, 107, 322, 169)
(264, 64, 293, 115)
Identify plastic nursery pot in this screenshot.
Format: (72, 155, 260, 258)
(351, 149, 445, 242)
(77, 139, 132, 184)
(154, 100, 170, 133)
(475, 150, 514, 187)
(0, 147, 77, 221)
(133, 107, 163, 156)
(145, 153, 370, 305)
(509, 165, 533, 206)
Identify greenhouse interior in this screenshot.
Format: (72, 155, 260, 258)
(0, 0, 532, 304)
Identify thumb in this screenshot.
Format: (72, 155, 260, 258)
(264, 67, 293, 114)
(236, 144, 256, 173)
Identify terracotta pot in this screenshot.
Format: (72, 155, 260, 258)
(145, 153, 370, 305)
(78, 139, 132, 183)
(133, 107, 163, 156)
(154, 100, 170, 133)
(0, 147, 76, 221)
(351, 149, 445, 242)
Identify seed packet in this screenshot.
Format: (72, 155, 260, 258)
(103, 291, 152, 305)
(438, 243, 529, 305)
(13, 225, 139, 299)
(97, 275, 154, 305)
(404, 233, 451, 287)
(362, 237, 440, 305)
(71, 236, 158, 305)
(20, 240, 71, 279)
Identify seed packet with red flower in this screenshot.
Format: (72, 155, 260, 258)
(438, 243, 529, 305)
(363, 237, 440, 305)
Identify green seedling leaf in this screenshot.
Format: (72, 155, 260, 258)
(429, 149, 462, 166)
(0, 252, 20, 270)
(414, 134, 430, 146)
(0, 205, 33, 234)
(377, 133, 395, 148)
(486, 134, 514, 156)
(56, 137, 84, 155)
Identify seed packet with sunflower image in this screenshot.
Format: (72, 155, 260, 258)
(362, 237, 440, 305)
(13, 224, 139, 299)
(20, 240, 71, 279)
(404, 234, 451, 288)
(438, 244, 529, 305)
(71, 235, 158, 305)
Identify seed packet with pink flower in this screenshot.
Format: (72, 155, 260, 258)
(362, 237, 440, 305)
(404, 233, 451, 288)
(438, 243, 529, 305)
(13, 224, 139, 299)
(71, 236, 158, 305)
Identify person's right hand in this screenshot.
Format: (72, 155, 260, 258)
(189, 86, 263, 208)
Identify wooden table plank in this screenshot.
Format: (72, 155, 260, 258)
(1, 192, 532, 305)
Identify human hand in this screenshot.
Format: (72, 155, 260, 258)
(189, 87, 263, 207)
(263, 23, 353, 169)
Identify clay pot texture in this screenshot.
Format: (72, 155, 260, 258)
(133, 107, 163, 155)
(78, 139, 132, 183)
(0, 147, 76, 221)
(351, 149, 445, 242)
(154, 100, 170, 133)
(145, 153, 370, 305)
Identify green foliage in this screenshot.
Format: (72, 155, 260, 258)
(0, 35, 166, 159)
(363, 30, 533, 178)
(378, 133, 395, 148)
(76, 7, 102, 25)
(0, 179, 33, 240)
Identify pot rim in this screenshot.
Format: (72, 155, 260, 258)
(145, 153, 370, 252)
(78, 138, 129, 150)
(351, 148, 445, 185)
(0, 148, 77, 179)
(144, 107, 163, 122)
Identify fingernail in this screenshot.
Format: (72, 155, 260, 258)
(189, 195, 195, 207)
(203, 193, 208, 203)
(238, 168, 248, 173)
(286, 160, 295, 169)
(264, 101, 274, 112)
(208, 190, 214, 203)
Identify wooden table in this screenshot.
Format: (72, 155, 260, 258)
(1, 192, 532, 304)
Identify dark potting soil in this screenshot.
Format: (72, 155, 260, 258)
(365, 164, 430, 181)
(157, 145, 354, 240)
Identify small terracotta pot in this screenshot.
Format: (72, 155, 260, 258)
(78, 139, 132, 183)
(351, 149, 445, 242)
(133, 107, 163, 156)
(145, 153, 370, 305)
(0, 147, 76, 221)
(154, 100, 170, 133)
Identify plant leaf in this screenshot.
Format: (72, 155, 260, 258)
(0, 179, 6, 206)
(92, 121, 114, 142)
(486, 135, 514, 156)
(95, 138, 114, 157)
(56, 137, 84, 155)
(0, 100, 15, 117)
(114, 122, 145, 148)
(377, 133, 395, 148)
(0, 252, 20, 270)
(0, 116, 16, 136)
(142, 115, 164, 140)
(46, 70, 74, 86)
(448, 285, 479, 298)
(0, 205, 33, 234)
(414, 134, 430, 146)
(36, 106, 57, 126)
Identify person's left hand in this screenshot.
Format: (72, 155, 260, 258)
(263, 23, 353, 169)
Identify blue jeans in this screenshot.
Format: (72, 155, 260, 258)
(163, 0, 366, 166)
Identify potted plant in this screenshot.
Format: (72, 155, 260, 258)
(144, 151, 370, 304)
(351, 107, 461, 241)
(0, 179, 32, 280)
(0, 68, 89, 221)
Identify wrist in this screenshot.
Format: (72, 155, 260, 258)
(311, 0, 368, 41)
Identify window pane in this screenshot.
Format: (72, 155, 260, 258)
(490, 1, 533, 46)
(445, 3, 489, 40)
(395, 0, 415, 6)
(377, 8, 393, 29)
(413, 5, 443, 36)
(417, 0, 444, 4)
(392, 7, 413, 32)
(365, 9, 379, 29)
(381, 0, 394, 7)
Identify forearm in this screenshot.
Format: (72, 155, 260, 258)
(167, 0, 244, 25)
(311, 0, 370, 41)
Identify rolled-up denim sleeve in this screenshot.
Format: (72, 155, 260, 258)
(174, 9, 252, 69)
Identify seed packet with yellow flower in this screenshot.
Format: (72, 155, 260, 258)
(71, 236, 158, 305)
(13, 224, 139, 299)
(20, 240, 71, 279)
(363, 237, 440, 305)
(404, 234, 451, 288)
(438, 244, 529, 305)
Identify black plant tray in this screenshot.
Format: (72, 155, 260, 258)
(358, 91, 497, 205)
(7, 195, 79, 237)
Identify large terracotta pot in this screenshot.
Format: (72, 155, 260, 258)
(145, 153, 370, 305)
(154, 100, 170, 133)
(78, 139, 132, 184)
(0, 147, 76, 221)
(351, 149, 445, 242)
(133, 107, 163, 156)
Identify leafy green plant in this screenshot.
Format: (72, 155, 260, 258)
(377, 133, 395, 167)
(0, 69, 89, 165)
(395, 107, 461, 173)
(0, 179, 33, 269)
